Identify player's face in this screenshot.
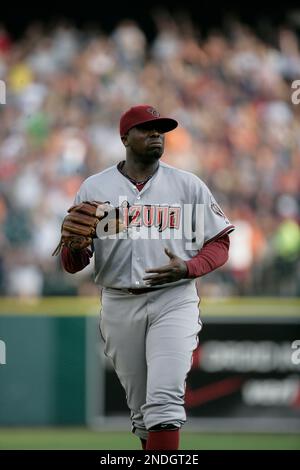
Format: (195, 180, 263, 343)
(123, 123, 165, 160)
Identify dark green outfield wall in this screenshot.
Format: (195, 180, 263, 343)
(0, 316, 86, 425)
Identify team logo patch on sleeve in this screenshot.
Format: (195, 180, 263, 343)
(210, 196, 226, 219)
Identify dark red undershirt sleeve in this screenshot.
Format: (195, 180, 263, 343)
(185, 234, 230, 278)
(61, 245, 93, 274)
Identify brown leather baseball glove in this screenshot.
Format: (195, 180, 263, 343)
(52, 201, 125, 256)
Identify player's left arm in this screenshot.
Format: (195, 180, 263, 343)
(143, 180, 234, 286)
(143, 235, 230, 285)
(184, 232, 230, 278)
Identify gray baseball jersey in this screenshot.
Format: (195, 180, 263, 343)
(74, 161, 234, 289)
(74, 160, 234, 441)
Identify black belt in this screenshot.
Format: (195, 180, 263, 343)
(108, 287, 162, 295)
(127, 287, 162, 295)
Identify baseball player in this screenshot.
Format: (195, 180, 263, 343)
(55, 105, 234, 450)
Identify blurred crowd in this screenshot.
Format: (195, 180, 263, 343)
(0, 13, 299, 297)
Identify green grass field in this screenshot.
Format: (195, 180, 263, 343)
(0, 428, 299, 450)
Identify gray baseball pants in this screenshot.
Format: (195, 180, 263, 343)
(99, 280, 202, 441)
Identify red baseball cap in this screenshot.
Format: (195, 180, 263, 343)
(119, 104, 178, 137)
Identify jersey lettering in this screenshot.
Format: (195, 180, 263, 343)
(143, 205, 155, 227)
(124, 204, 181, 232)
(129, 205, 142, 226)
